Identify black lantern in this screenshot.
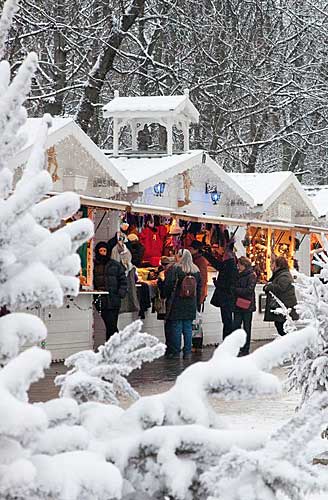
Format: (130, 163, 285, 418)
(202, 152, 207, 164)
(153, 182, 166, 197)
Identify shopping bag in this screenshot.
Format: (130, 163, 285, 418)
(192, 312, 203, 349)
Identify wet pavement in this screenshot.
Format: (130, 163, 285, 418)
(29, 340, 269, 403)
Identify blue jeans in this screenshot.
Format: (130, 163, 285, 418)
(170, 320, 193, 356)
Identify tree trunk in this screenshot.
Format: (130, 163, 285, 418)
(45, 0, 66, 116)
(76, 0, 145, 140)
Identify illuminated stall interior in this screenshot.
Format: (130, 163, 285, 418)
(245, 225, 296, 283)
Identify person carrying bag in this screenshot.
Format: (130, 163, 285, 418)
(232, 256, 257, 356)
(163, 249, 201, 359)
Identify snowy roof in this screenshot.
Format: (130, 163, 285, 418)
(229, 171, 318, 216)
(105, 150, 253, 203)
(13, 118, 127, 189)
(304, 185, 328, 217)
(103, 93, 199, 123)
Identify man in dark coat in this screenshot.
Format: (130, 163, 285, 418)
(264, 256, 298, 336)
(127, 233, 145, 267)
(94, 241, 128, 341)
(202, 238, 238, 340)
(232, 256, 257, 355)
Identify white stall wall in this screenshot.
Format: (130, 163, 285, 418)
(29, 294, 94, 362)
(104, 284, 277, 349)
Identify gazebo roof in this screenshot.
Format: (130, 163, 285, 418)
(103, 92, 199, 123)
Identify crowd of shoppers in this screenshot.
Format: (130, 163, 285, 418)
(94, 230, 298, 358)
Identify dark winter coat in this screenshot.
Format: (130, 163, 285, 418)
(129, 241, 145, 267)
(94, 258, 128, 310)
(233, 267, 257, 313)
(264, 267, 298, 322)
(203, 251, 238, 308)
(163, 265, 201, 321)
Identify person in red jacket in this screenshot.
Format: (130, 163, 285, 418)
(189, 240, 208, 306)
(139, 216, 167, 266)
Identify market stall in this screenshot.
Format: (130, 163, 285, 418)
(77, 196, 327, 353)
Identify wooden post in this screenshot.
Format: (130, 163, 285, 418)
(290, 229, 295, 269)
(266, 228, 272, 280)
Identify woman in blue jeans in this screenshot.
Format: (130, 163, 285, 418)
(163, 249, 201, 359)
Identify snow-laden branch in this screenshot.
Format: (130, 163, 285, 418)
(56, 320, 166, 404)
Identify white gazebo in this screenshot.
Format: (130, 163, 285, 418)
(103, 89, 199, 156)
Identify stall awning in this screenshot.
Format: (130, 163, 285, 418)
(53, 192, 328, 235)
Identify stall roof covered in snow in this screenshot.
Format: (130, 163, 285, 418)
(229, 171, 318, 216)
(304, 185, 328, 218)
(103, 93, 199, 122)
(13, 118, 128, 189)
(105, 150, 253, 204)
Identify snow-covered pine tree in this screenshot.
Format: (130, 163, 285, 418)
(0, 1, 126, 498)
(287, 235, 328, 408)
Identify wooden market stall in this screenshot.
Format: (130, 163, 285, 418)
(75, 195, 328, 352)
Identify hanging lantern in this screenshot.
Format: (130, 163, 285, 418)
(153, 181, 166, 197)
(210, 191, 221, 205)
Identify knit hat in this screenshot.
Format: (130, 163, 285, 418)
(127, 233, 139, 242)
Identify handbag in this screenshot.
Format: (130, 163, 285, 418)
(236, 297, 252, 310)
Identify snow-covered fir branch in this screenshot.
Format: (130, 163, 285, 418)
(56, 320, 166, 404)
(201, 393, 328, 500)
(287, 235, 328, 408)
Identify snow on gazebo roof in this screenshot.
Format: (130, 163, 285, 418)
(103, 91, 199, 122)
(13, 117, 128, 189)
(105, 150, 253, 204)
(304, 185, 328, 218)
(229, 171, 318, 216)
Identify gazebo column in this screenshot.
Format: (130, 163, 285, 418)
(113, 118, 119, 157)
(183, 121, 190, 152)
(166, 121, 173, 155)
(131, 120, 137, 151)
